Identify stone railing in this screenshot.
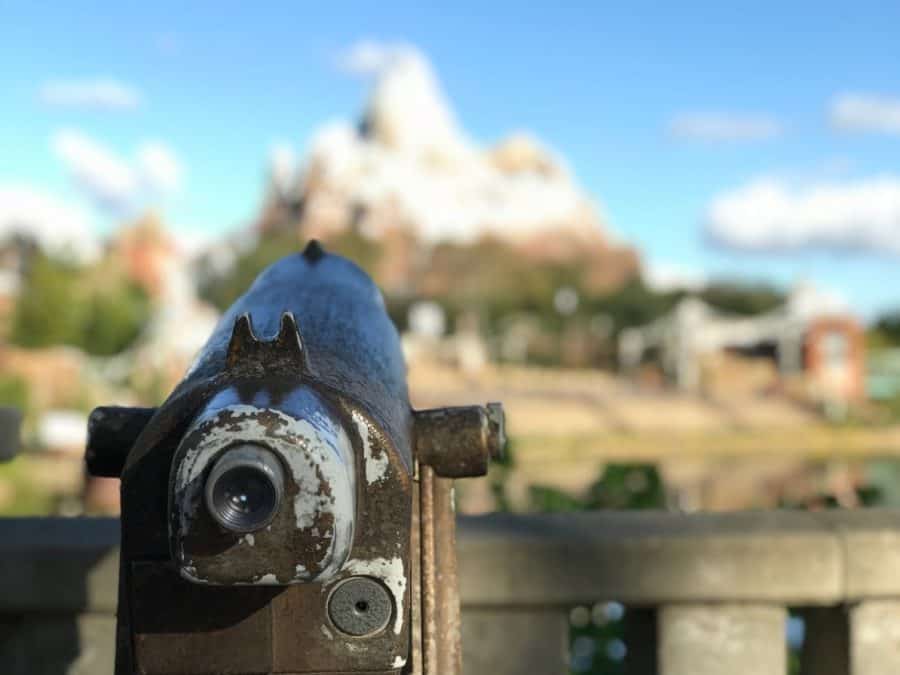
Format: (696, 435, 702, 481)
(3, 511, 900, 674)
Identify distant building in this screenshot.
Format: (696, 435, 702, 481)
(619, 284, 865, 403)
(109, 213, 179, 300)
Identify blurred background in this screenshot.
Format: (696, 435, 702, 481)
(2, 3, 900, 671)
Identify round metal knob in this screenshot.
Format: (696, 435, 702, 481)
(327, 576, 393, 637)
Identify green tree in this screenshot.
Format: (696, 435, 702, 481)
(80, 283, 151, 356)
(700, 281, 784, 316)
(872, 310, 900, 347)
(199, 230, 299, 311)
(10, 251, 151, 356)
(0, 375, 28, 410)
(10, 253, 84, 348)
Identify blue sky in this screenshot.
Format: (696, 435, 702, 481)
(2, 1, 900, 317)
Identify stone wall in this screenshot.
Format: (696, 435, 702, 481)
(4, 511, 900, 674)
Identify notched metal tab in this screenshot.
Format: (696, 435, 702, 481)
(225, 311, 308, 373)
(226, 313, 259, 369)
(274, 312, 305, 363)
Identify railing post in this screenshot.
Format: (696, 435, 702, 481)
(799, 607, 850, 675)
(624, 607, 657, 675)
(658, 604, 786, 675)
(461, 609, 569, 675)
(850, 601, 900, 675)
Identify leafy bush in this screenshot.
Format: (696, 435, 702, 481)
(0, 375, 28, 410)
(10, 251, 151, 356)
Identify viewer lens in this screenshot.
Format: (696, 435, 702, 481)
(205, 444, 284, 533)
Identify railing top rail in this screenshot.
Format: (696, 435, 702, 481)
(457, 509, 900, 607)
(2, 510, 900, 612)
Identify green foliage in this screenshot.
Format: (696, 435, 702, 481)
(79, 283, 151, 356)
(529, 484, 586, 513)
(200, 230, 299, 311)
(483, 438, 517, 514)
(871, 310, 900, 347)
(0, 375, 28, 410)
(324, 229, 383, 279)
(0, 457, 55, 516)
(10, 253, 84, 348)
(530, 464, 666, 514)
(700, 281, 784, 316)
(428, 239, 567, 331)
(199, 232, 792, 368)
(585, 280, 680, 333)
(10, 252, 151, 356)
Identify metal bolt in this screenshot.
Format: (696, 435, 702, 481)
(327, 576, 393, 637)
(485, 402, 506, 461)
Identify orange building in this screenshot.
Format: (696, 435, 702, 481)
(805, 317, 866, 402)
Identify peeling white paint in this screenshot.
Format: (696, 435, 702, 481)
(344, 556, 407, 635)
(393, 655, 407, 668)
(172, 396, 357, 585)
(255, 572, 279, 585)
(352, 409, 389, 485)
(278, 416, 354, 537)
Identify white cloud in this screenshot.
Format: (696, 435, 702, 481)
(335, 40, 417, 76)
(705, 176, 900, 254)
(668, 113, 782, 142)
(830, 93, 900, 135)
(137, 142, 183, 195)
(171, 228, 214, 260)
(643, 261, 708, 292)
(0, 184, 100, 261)
(52, 130, 184, 211)
(53, 130, 140, 208)
(39, 78, 141, 110)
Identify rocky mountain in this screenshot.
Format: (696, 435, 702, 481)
(257, 48, 639, 294)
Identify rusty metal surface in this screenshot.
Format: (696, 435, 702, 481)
(417, 467, 462, 675)
(176, 242, 414, 470)
(433, 477, 462, 675)
(131, 561, 409, 674)
(120, 390, 414, 673)
(171, 391, 357, 585)
(414, 405, 505, 478)
(85, 406, 157, 477)
(419, 467, 438, 675)
(130, 561, 278, 674)
(87, 243, 495, 675)
(408, 477, 423, 675)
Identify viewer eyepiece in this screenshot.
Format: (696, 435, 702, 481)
(205, 444, 284, 533)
